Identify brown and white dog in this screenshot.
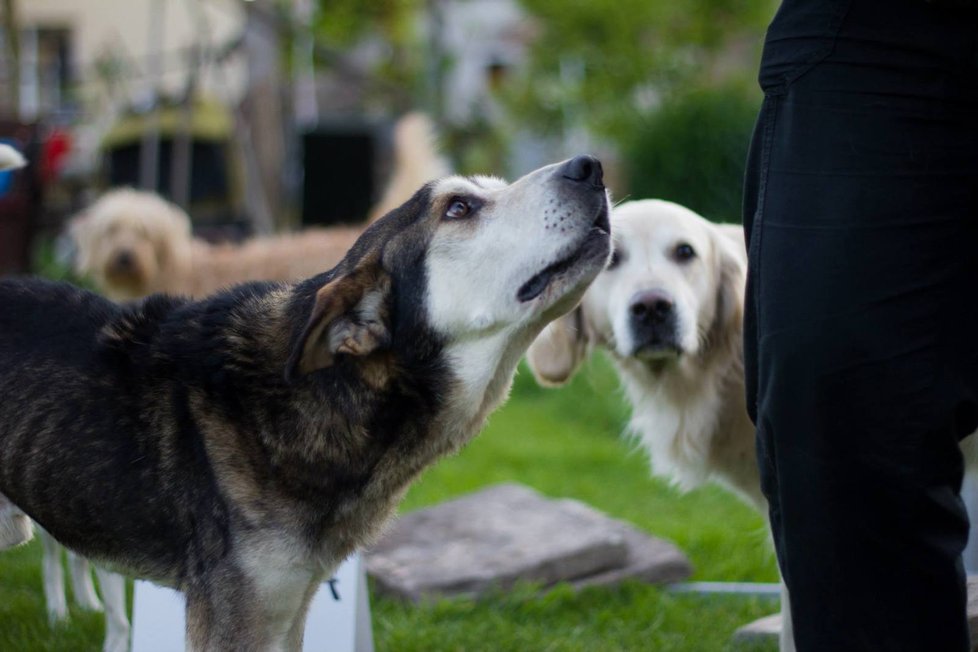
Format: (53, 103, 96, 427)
(0, 157, 610, 651)
(49, 115, 447, 650)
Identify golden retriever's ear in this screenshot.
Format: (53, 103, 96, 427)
(526, 308, 589, 386)
(286, 259, 392, 381)
(709, 228, 747, 351)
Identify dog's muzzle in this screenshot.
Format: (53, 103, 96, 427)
(628, 289, 681, 358)
(112, 251, 136, 272)
(517, 156, 610, 303)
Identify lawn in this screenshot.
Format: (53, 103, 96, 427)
(0, 356, 779, 651)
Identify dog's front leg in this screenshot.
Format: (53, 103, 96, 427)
(185, 578, 267, 652)
(283, 573, 325, 651)
(184, 562, 288, 652)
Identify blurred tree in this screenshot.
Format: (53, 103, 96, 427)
(625, 82, 760, 223)
(311, 0, 427, 111)
(505, 0, 774, 141)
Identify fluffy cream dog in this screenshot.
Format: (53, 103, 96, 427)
(71, 112, 448, 301)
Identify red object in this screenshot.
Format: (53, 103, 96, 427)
(40, 128, 71, 183)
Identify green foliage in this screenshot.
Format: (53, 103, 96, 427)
(374, 583, 778, 651)
(0, 541, 110, 651)
(313, 0, 421, 47)
(625, 83, 761, 223)
(505, 0, 774, 140)
(30, 237, 91, 288)
(309, 0, 428, 110)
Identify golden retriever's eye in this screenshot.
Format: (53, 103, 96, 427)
(445, 198, 472, 220)
(673, 242, 696, 263)
(607, 248, 624, 270)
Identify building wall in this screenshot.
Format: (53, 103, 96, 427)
(18, 0, 247, 117)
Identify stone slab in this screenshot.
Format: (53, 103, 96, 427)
(568, 522, 692, 590)
(365, 483, 692, 602)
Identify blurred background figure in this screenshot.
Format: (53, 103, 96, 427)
(0, 0, 774, 279)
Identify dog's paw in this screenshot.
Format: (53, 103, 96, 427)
(46, 600, 69, 625)
(102, 627, 131, 652)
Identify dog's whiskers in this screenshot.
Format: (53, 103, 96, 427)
(612, 194, 632, 208)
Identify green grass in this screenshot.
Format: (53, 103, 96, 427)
(0, 356, 779, 651)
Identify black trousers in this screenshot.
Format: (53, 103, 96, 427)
(744, 1, 978, 649)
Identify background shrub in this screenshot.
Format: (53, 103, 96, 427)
(624, 83, 761, 224)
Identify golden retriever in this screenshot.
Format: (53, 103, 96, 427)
(528, 199, 758, 504)
(526, 198, 777, 646)
(528, 197, 978, 651)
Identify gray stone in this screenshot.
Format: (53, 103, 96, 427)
(568, 522, 692, 590)
(732, 613, 781, 644)
(365, 483, 692, 602)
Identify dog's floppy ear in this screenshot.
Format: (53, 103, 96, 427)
(708, 225, 747, 353)
(286, 257, 392, 381)
(526, 307, 590, 386)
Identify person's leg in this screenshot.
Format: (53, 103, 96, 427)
(744, 3, 978, 649)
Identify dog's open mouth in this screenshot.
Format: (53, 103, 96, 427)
(517, 207, 610, 303)
(634, 341, 683, 360)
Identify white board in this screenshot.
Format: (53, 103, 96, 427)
(131, 554, 373, 652)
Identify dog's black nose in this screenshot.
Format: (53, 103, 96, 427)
(628, 289, 680, 356)
(114, 251, 134, 271)
(560, 155, 604, 187)
(629, 290, 674, 326)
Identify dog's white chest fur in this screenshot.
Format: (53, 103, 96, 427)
(616, 356, 764, 510)
(620, 361, 722, 489)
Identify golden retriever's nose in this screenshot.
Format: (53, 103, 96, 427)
(630, 290, 674, 325)
(559, 155, 604, 188)
(629, 289, 679, 356)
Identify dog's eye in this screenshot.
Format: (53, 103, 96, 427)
(607, 248, 624, 270)
(445, 198, 472, 220)
(673, 243, 696, 263)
